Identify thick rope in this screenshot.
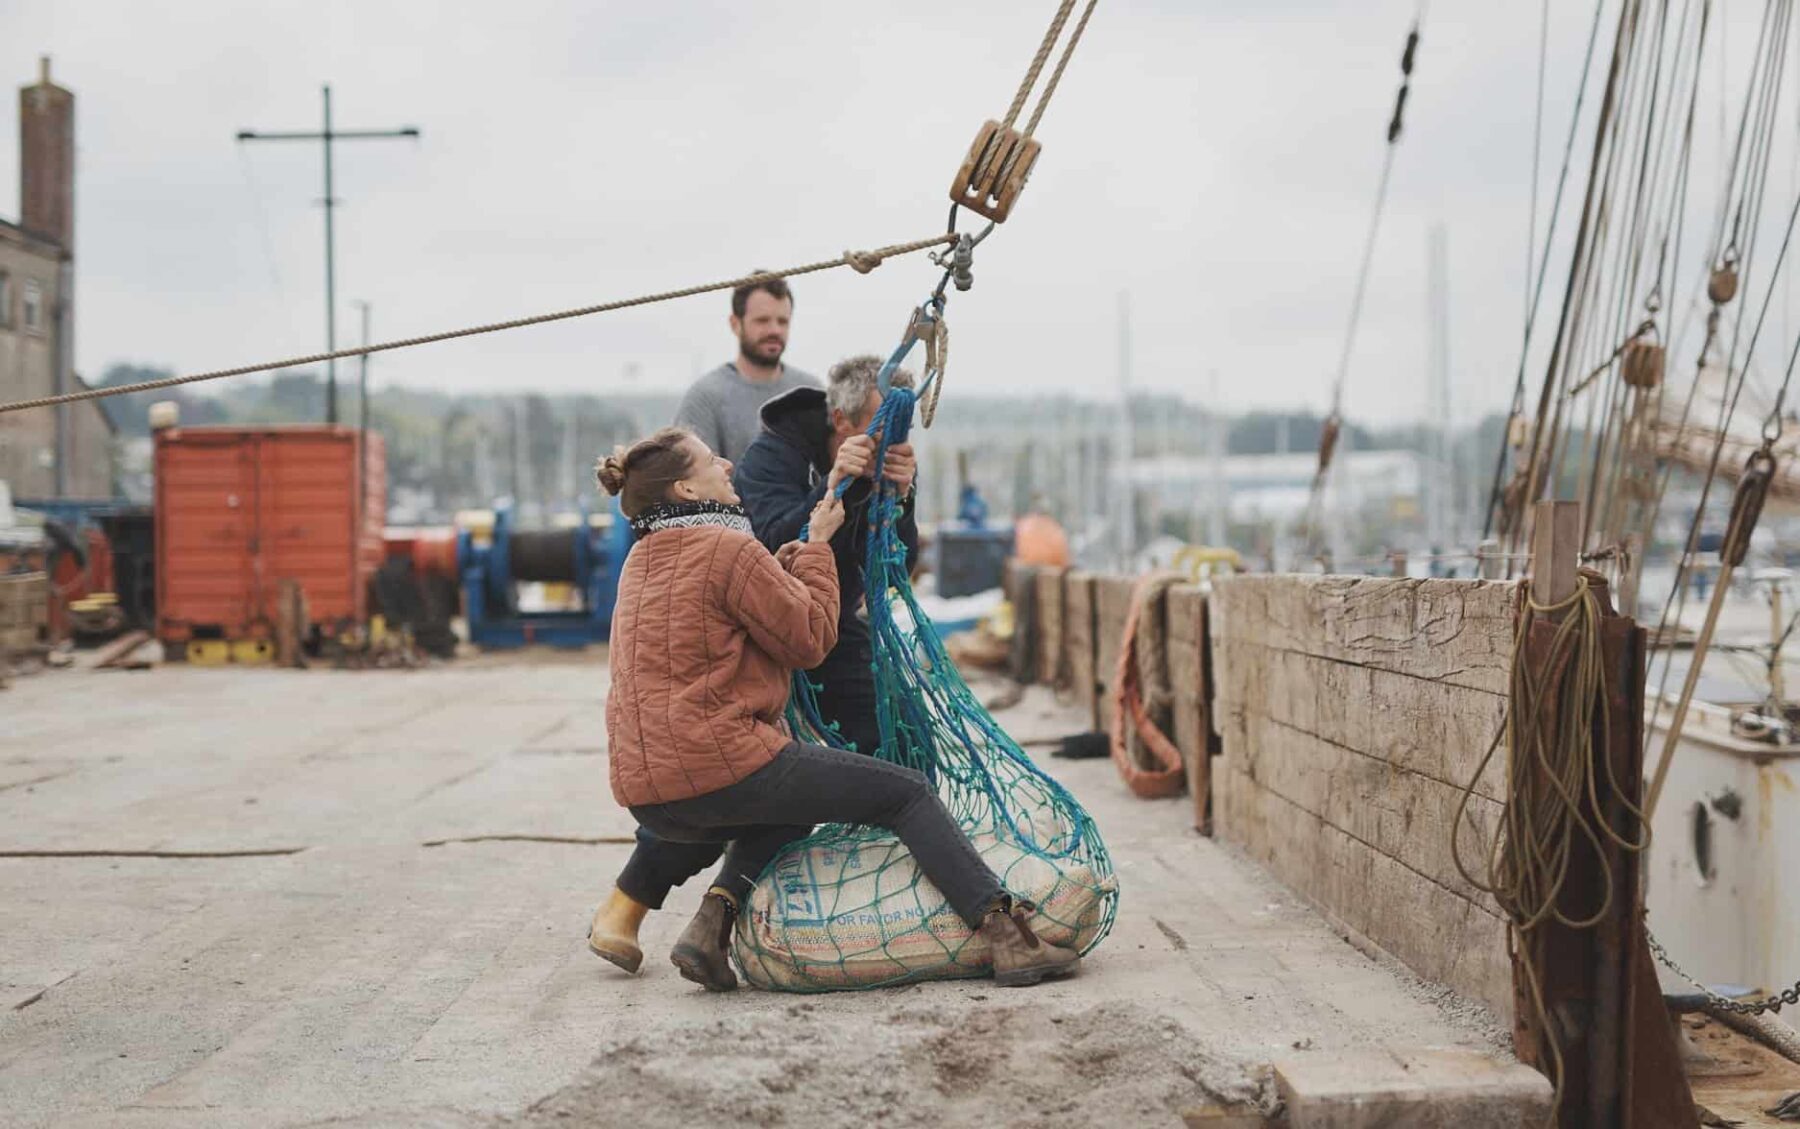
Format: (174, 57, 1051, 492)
(1107, 573, 1185, 799)
(1451, 575, 1649, 1119)
(0, 234, 955, 416)
(1001, 0, 1078, 132)
(1022, 0, 1100, 139)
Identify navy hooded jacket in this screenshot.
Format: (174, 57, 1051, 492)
(734, 386, 920, 645)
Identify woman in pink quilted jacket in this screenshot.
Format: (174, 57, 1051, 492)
(588, 426, 1079, 992)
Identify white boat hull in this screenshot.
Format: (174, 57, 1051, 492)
(1644, 695, 1800, 996)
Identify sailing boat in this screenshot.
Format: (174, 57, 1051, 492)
(1643, 358, 1800, 998)
(1472, 0, 1800, 1013)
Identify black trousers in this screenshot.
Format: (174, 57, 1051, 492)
(630, 742, 1003, 926)
(615, 629, 878, 909)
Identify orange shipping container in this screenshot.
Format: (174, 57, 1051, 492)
(154, 425, 387, 644)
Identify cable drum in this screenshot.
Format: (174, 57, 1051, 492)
(509, 529, 580, 583)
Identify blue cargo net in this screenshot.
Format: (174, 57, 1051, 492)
(732, 294, 1120, 991)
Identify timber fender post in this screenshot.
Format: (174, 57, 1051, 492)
(1510, 499, 1696, 1126)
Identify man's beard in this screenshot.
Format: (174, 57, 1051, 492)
(739, 334, 785, 366)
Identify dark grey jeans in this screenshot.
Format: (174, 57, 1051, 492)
(627, 741, 1005, 928)
(616, 634, 880, 910)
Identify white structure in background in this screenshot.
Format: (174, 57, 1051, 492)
(1123, 449, 1427, 527)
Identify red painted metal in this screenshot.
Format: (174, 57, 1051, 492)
(46, 528, 112, 640)
(383, 527, 458, 578)
(154, 425, 386, 643)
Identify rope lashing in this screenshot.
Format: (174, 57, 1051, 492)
(949, 0, 1100, 223)
(843, 249, 885, 275)
(0, 234, 956, 416)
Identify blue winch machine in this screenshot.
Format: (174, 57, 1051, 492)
(455, 502, 632, 648)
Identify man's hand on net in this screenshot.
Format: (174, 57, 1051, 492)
(828, 434, 876, 489)
(882, 442, 916, 493)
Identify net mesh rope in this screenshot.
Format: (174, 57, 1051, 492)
(731, 318, 1120, 991)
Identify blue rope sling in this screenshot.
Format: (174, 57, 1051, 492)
(732, 294, 1120, 991)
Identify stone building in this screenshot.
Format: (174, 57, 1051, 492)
(0, 57, 113, 500)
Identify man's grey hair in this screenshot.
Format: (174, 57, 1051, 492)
(826, 354, 915, 420)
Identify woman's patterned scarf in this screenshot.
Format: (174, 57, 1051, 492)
(630, 500, 754, 539)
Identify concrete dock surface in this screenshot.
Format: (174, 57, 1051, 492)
(0, 655, 1538, 1127)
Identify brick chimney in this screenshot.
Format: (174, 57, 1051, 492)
(20, 55, 74, 252)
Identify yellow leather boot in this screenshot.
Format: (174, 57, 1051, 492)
(587, 887, 649, 974)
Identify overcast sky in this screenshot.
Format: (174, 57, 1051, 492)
(3, 2, 1794, 427)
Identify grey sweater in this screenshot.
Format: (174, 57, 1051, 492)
(673, 362, 820, 463)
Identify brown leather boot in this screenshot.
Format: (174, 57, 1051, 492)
(670, 888, 739, 992)
(980, 899, 1081, 988)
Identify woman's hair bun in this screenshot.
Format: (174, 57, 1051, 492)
(595, 450, 629, 496)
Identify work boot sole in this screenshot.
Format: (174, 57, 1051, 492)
(670, 944, 738, 992)
(587, 931, 643, 975)
(994, 958, 1081, 989)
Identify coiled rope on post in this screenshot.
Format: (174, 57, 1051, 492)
(0, 234, 955, 416)
(1451, 575, 1649, 1117)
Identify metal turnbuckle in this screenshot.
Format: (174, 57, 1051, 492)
(949, 120, 1041, 224)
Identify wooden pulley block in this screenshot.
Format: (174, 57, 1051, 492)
(1622, 338, 1665, 389)
(949, 119, 1041, 223)
(1708, 264, 1740, 305)
(1507, 414, 1530, 449)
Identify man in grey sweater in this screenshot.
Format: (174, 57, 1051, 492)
(673, 276, 818, 462)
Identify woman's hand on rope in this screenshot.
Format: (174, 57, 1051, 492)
(882, 442, 917, 493)
(775, 541, 805, 570)
(830, 434, 878, 488)
(808, 494, 846, 543)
